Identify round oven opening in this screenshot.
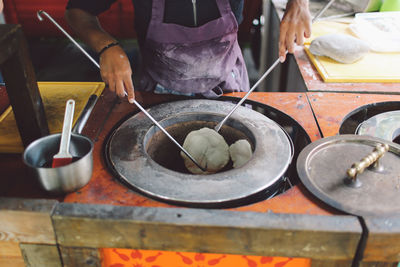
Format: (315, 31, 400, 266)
(106, 99, 294, 207)
(143, 113, 256, 174)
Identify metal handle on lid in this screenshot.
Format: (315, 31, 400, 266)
(345, 143, 389, 188)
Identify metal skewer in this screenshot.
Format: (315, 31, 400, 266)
(37, 10, 206, 172)
(214, 0, 336, 133)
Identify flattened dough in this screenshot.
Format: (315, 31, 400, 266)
(309, 33, 370, 64)
(181, 127, 229, 174)
(229, 139, 252, 168)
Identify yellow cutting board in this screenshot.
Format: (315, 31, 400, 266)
(305, 45, 400, 83)
(305, 20, 400, 83)
(304, 19, 354, 45)
(0, 82, 105, 153)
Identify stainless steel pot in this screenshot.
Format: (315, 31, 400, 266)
(23, 133, 93, 194)
(22, 96, 97, 194)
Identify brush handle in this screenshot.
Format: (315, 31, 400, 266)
(54, 99, 75, 158)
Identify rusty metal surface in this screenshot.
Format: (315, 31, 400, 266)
(307, 93, 400, 137)
(63, 91, 337, 216)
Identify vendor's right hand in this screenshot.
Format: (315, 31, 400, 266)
(99, 45, 135, 103)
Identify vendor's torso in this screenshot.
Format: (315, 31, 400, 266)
(132, 0, 244, 45)
(139, 0, 249, 97)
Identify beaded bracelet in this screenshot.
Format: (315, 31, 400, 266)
(98, 41, 120, 57)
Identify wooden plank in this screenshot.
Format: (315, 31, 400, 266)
(0, 24, 49, 147)
(0, 197, 58, 212)
(60, 247, 100, 267)
(311, 259, 353, 267)
(359, 262, 399, 267)
(0, 198, 57, 244)
(20, 243, 62, 267)
(362, 216, 400, 262)
(0, 241, 25, 267)
(53, 203, 361, 260)
(0, 25, 19, 64)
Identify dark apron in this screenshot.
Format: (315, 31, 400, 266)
(139, 0, 249, 98)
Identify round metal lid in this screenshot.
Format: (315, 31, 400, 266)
(356, 110, 400, 141)
(297, 134, 400, 217)
(106, 99, 292, 207)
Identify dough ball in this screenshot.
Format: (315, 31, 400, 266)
(229, 139, 252, 168)
(309, 33, 370, 64)
(181, 127, 229, 174)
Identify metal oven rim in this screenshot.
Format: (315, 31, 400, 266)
(104, 99, 294, 208)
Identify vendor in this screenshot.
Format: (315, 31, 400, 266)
(65, 0, 311, 102)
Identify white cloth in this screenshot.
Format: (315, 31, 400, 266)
(349, 12, 400, 52)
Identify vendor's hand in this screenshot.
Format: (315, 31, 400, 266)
(0, 0, 4, 13)
(279, 0, 311, 62)
(99, 45, 135, 103)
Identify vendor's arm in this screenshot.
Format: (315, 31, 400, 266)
(279, 0, 311, 62)
(65, 8, 135, 102)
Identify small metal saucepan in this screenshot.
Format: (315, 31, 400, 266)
(23, 96, 97, 194)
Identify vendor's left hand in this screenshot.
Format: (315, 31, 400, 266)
(279, 0, 311, 62)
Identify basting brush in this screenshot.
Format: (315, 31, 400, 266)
(52, 99, 75, 168)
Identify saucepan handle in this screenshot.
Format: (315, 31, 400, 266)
(72, 94, 98, 135)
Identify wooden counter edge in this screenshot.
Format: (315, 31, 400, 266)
(0, 198, 61, 266)
(52, 202, 361, 261)
(0, 197, 58, 244)
(362, 215, 400, 263)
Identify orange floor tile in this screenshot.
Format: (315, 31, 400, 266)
(101, 248, 311, 267)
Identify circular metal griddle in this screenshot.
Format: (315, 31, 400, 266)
(339, 101, 400, 135)
(106, 99, 292, 207)
(297, 134, 400, 217)
(356, 110, 400, 141)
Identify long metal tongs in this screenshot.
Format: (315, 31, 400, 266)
(37, 10, 206, 172)
(214, 0, 336, 132)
